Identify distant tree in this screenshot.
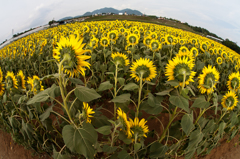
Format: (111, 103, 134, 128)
(222, 39, 240, 54)
(49, 20, 57, 26)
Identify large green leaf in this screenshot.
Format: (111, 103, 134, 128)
(52, 147, 70, 159)
(117, 150, 133, 159)
(149, 142, 168, 158)
(96, 126, 112, 135)
(123, 83, 139, 91)
(27, 84, 60, 105)
(191, 96, 210, 108)
(181, 113, 194, 136)
(74, 85, 101, 102)
(110, 93, 131, 103)
(102, 145, 118, 154)
(155, 88, 173, 96)
(186, 129, 203, 151)
(69, 77, 84, 85)
(39, 105, 53, 122)
(169, 95, 189, 112)
(62, 122, 98, 159)
(98, 81, 113, 92)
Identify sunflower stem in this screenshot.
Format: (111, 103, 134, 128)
(181, 71, 186, 91)
(58, 58, 74, 124)
(159, 107, 178, 143)
(114, 63, 119, 120)
(136, 73, 143, 117)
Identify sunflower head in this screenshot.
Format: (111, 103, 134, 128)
(88, 37, 99, 49)
(165, 57, 196, 87)
(221, 90, 238, 111)
(128, 117, 149, 141)
(130, 58, 157, 82)
(200, 42, 208, 52)
(53, 35, 91, 77)
(108, 30, 118, 41)
(111, 52, 129, 66)
(143, 36, 152, 47)
(5, 71, 18, 89)
(82, 102, 95, 123)
(127, 34, 139, 45)
(16, 70, 26, 89)
(190, 47, 198, 57)
(227, 72, 240, 91)
(216, 57, 223, 65)
(0, 67, 3, 82)
(100, 37, 110, 47)
(117, 108, 131, 138)
(198, 65, 220, 94)
(165, 35, 173, 44)
(0, 82, 4, 96)
(150, 39, 161, 51)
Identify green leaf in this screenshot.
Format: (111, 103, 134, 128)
(186, 129, 203, 151)
(155, 88, 173, 96)
(185, 149, 196, 159)
(110, 94, 131, 103)
(118, 78, 125, 86)
(27, 84, 59, 105)
(134, 143, 141, 153)
(203, 119, 215, 134)
(165, 80, 179, 86)
(69, 78, 84, 85)
(40, 105, 53, 122)
(62, 123, 98, 159)
(123, 83, 139, 91)
(98, 81, 113, 92)
(147, 93, 155, 107)
(191, 96, 210, 108)
(52, 147, 70, 159)
(145, 81, 155, 85)
(149, 142, 168, 158)
(140, 97, 163, 115)
(218, 122, 226, 136)
(169, 95, 189, 112)
(74, 85, 101, 102)
(117, 149, 133, 159)
(102, 145, 118, 154)
(119, 132, 132, 144)
(96, 126, 112, 135)
(181, 114, 194, 136)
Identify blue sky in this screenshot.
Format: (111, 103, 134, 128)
(1, 0, 240, 45)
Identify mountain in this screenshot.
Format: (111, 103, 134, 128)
(82, 7, 143, 16)
(58, 7, 143, 21)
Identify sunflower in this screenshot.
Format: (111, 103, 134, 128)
(165, 35, 174, 45)
(88, 37, 99, 49)
(143, 36, 152, 47)
(53, 35, 91, 77)
(0, 82, 4, 96)
(216, 57, 223, 64)
(117, 108, 131, 138)
(227, 72, 240, 91)
(100, 37, 110, 47)
(165, 57, 196, 87)
(221, 90, 238, 111)
(130, 58, 157, 82)
(16, 70, 26, 89)
(129, 117, 149, 140)
(150, 39, 161, 51)
(150, 32, 158, 39)
(0, 67, 3, 82)
(82, 102, 95, 123)
(5, 71, 18, 89)
(190, 47, 198, 57)
(127, 33, 139, 45)
(111, 52, 129, 66)
(221, 52, 228, 59)
(200, 42, 208, 52)
(28, 76, 44, 94)
(198, 65, 220, 94)
(108, 30, 118, 41)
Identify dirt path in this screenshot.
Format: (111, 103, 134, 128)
(0, 129, 239, 159)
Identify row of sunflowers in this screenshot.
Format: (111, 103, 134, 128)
(0, 20, 240, 159)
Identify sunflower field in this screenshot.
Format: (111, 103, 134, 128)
(0, 19, 240, 159)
